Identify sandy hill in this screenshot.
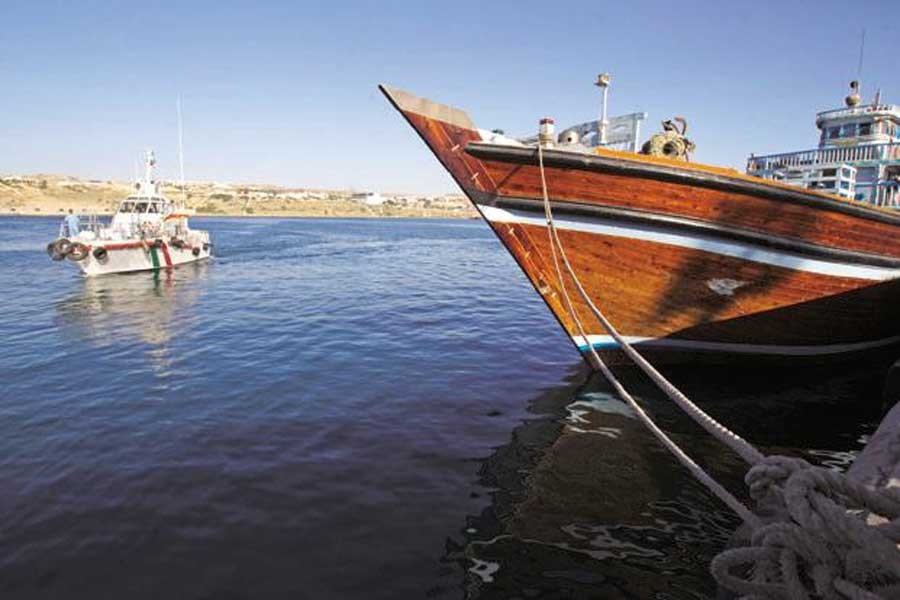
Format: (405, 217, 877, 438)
(0, 174, 476, 219)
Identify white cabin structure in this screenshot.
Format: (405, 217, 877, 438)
(747, 82, 900, 208)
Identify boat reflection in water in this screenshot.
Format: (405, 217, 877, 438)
(54, 262, 209, 350)
(448, 362, 892, 598)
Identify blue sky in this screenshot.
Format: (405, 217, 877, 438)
(2, 0, 898, 194)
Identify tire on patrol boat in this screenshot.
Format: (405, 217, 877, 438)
(47, 242, 62, 261)
(192, 247, 201, 257)
(53, 238, 73, 257)
(92, 246, 109, 261)
(67, 242, 89, 261)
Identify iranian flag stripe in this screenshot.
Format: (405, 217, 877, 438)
(149, 245, 160, 270)
(159, 242, 173, 268)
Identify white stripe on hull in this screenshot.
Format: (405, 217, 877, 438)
(575, 334, 900, 356)
(478, 204, 900, 281)
(74, 246, 211, 277)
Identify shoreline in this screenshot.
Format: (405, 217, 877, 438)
(0, 210, 480, 220)
(0, 174, 477, 221)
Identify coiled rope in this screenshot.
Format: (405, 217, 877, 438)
(535, 144, 900, 599)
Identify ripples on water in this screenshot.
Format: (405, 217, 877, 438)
(0, 216, 893, 598)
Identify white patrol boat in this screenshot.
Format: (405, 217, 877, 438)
(47, 150, 212, 276)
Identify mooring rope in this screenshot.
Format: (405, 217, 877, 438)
(534, 144, 900, 599)
(537, 144, 759, 526)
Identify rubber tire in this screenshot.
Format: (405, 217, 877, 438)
(92, 246, 108, 261)
(54, 238, 72, 256)
(192, 247, 201, 257)
(67, 243, 89, 261)
(47, 242, 65, 261)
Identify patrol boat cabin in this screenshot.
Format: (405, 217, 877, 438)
(747, 81, 900, 208)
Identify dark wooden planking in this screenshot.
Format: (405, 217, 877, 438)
(474, 158, 900, 260)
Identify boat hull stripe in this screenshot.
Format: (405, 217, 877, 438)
(478, 193, 900, 268)
(159, 242, 173, 268)
(575, 334, 900, 356)
(148, 245, 160, 270)
(478, 204, 900, 281)
(465, 142, 900, 226)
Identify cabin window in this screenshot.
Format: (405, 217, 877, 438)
(858, 123, 871, 136)
(822, 168, 836, 177)
(135, 202, 149, 213)
(147, 203, 159, 213)
(827, 127, 840, 139)
(121, 201, 135, 212)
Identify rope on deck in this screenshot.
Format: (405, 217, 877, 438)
(535, 144, 900, 599)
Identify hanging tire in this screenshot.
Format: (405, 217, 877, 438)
(47, 242, 65, 261)
(192, 247, 201, 257)
(67, 242, 89, 261)
(92, 246, 109, 261)
(54, 238, 73, 256)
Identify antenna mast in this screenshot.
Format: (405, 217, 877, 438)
(595, 73, 612, 145)
(856, 28, 866, 86)
(177, 95, 187, 209)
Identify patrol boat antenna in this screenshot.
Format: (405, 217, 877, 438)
(177, 96, 187, 210)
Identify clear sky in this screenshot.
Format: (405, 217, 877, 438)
(2, 0, 898, 194)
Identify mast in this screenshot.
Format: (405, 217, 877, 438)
(595, 73, 611, 145)
(145, 149, 157, 191)
(177, 96, 187, 209)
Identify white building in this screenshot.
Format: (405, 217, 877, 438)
(350, 191, 386, 206)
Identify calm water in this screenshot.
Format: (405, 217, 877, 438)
(0, 216, 893, 599)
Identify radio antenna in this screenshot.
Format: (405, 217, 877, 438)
(856, 28, 866, 84)
(177, 95, 187, 209)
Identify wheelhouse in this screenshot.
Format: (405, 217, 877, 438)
(117, 197, 171, 215)
(747, 82, 900, 208)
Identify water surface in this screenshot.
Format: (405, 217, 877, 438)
(0, 216, 891, 598)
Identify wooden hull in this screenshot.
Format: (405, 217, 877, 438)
(381, 85, 900, 364)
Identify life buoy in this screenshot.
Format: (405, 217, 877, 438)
(92, 246, 109, 261)
(67, 242, 89, 261)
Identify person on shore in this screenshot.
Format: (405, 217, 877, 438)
(64, 209, 80, 237)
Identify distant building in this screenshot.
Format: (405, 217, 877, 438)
(350, 191, 386, 206)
